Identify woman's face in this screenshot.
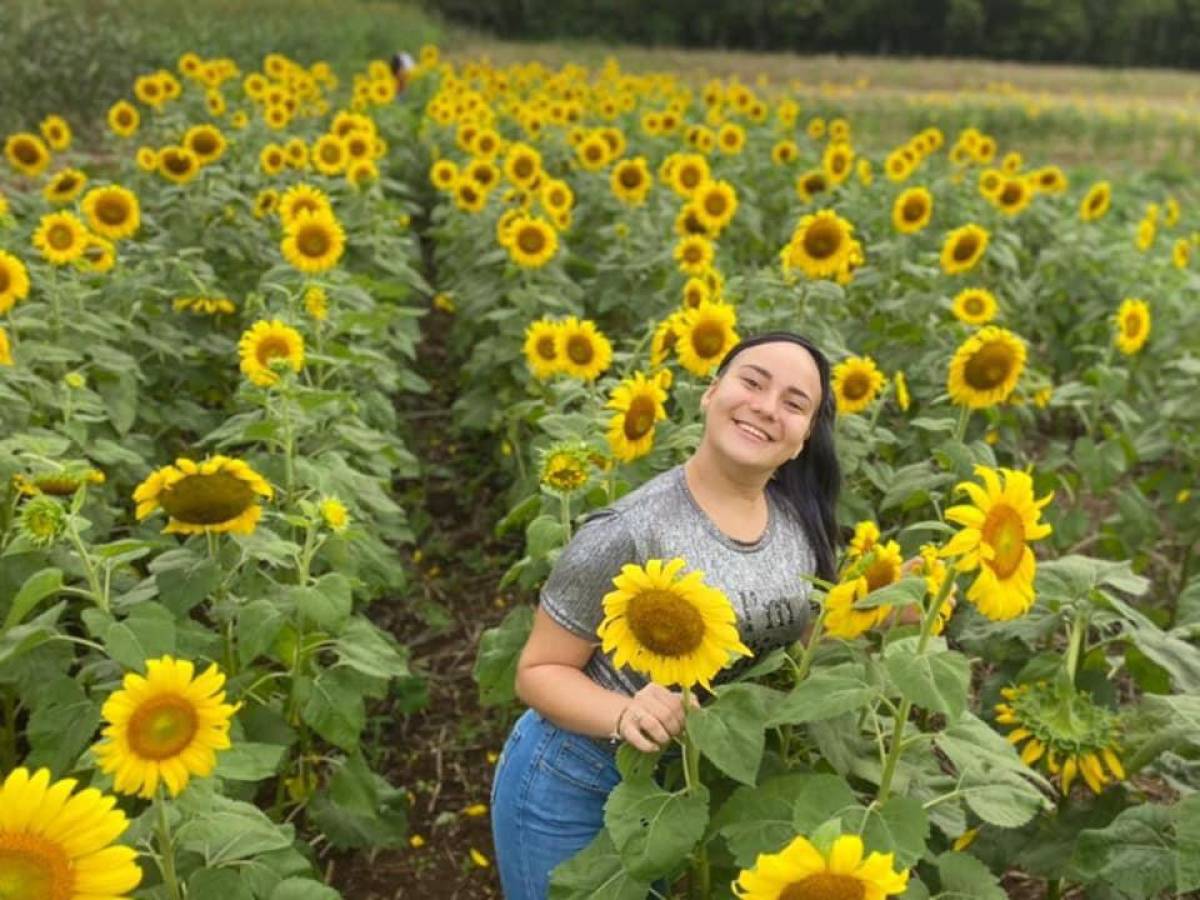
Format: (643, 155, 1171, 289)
(700, 341, 823, 473)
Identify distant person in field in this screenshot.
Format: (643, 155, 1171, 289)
(490, 332, 847, 899)
(391, 51, 415, 99)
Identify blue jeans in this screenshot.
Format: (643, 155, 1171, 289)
(491, 708, 625, 899)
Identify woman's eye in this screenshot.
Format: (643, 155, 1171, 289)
(742, 378, 759, 389)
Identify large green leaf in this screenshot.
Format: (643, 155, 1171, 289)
(307, 751, 408, 850)
(473, 604, 533, 707)
(766, 663, 879, 725)
(296, 669, 365, 751)
(687, 683, 770, 786)
(176, 787, 296, 866)
(605, 780, 709, 880)
(102, 603, 176, 671)
(843, 797, 928, 868)
(1177, 794, 1200, 894)
(936, 851, 1006, 900)
(1071, 804, 1175, 896)
(884, 637, 970, 721)
(935, 713, 1050, 827)
(548, 830, 653, 900)
(24, 676, 100, 774)
(4, 567, 63, 630)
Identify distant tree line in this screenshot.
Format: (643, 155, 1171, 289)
(424, 0, 1200, 69)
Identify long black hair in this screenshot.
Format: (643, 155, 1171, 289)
(712, 331, 841, 583)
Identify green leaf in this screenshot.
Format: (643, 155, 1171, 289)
(605, 780, 709, 879)
(473, 604, 533, 707)
(238, 598, 287, 667)
(297, 669, 365, 751)
(884, 637, 970, 721)
(0, 604, 64, 669)
(175, 788, 295, 866)
(766, 663, 878, 725)
(103, 604, 176, 671)
(549, 829, 653, 900)
(334, 617, 410, 680)
(844, 797, 928, 868)
(292, 573, 353, 632)
(1036, 554, 1149, 605)
(1176, 794, 1200, 893)
(615, 743, 660, 783)
(526, 514, 566, 558)
(214, 742, 287, 782)
(150, 549, 221, 616)
(1071, 804, 1175, 896)
(268, 878, 341, 900)
(936, 851, 1006, 900)
(687, 683, 769, 786)
(188, 869, 254, 900)
(936, 713, 1050, 827)
(307, 752, 409, 850)
(853, 576, 926, 610)
(5, 567, 63, 630)
(24, 677, 100, 774)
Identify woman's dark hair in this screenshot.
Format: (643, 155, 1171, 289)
(714, 331, 841, 583)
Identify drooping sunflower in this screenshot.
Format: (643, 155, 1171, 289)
(892, 186, 933, 234)
(951, 287, 998, 326)
(107, 99, 140, 137)
(823, 538, 904, 639)
(1112, 298, 1150, 355)
(947, 326, 1026, 409)
(32, 211, 88, 265)
(1079, 181, 1111, 222)
(0, 767, 143, 898)
(157, 145, 200, 184)
(522, 318, 563, 380)
(939, 223, 990, 275)
(281, 210, 345, 274)
(677, 300, 738, 377)
(693, 179, 738, 234)
(784, 209, 855, 280)
(94, 655, 239, 797)
(133, 455, 273, 537)
(995, 681, 1125, 796)
(610, 156, 652, 206)
(994, 177, 1033, 216)
(4, 132, 51, 177)
(0, 251, 31, 315)
(555, 316, 613, 382)
(606, 371, 669, 462)
(598, 557, 751, 689)
(42, 167, 88, 205)
(832, 355, 886, 415)
(940, 465, 1053, 621)
(238, 319, 305, 387)
(507, 216, 558, 268)
(184, 124, 227, 165)
(81, 185, 141, 240)
(732, 832, 908, 900)
(278, 183, 332, 228)
(538, 441, 593, 495)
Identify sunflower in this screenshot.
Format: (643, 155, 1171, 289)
(135, 146, 158, 171)
(674, 235, 715, 276)
(770, 140, 798, 165)
(281, 210, 345, 273)
(939, 223, 989, 275)
(890, 186, 933, 234)
(504, 142, 542, 186)
(259, 143, 286, 176)
(1080, 181, 1111, 222)
(157, 145, 199, 184)
(107, 100, 140, 137)
(311, 134, 348, 175)
(610, 157, 652, 206)
(278, 183, 332, 227)
(848, 520, 880, 558)
(597, 557, 751, 689)
(32, 211, 88, 265)
(576, 134, 611, 172)
(540, 179, 574, 215)
(81, 185, 141, 240)
(4, 132, 51, 177)
(1134, 217, 1156, 252)
(856, 158, 873, 185)
(717, 122, 746, 155)
(824, 539, 904, 639)
(538, 441, 592, 495)
(94, 655, 239, 798)
(995, 681, 1125, 796)
(682, 277, 710, 310)
(670, 154, 710, 198)
(507, 216, 558, 268)
(733, 832, 908, 900)
(832, 355, 885, 415)
(42, 167, 88, 205)
(807, 117, 826, 140)
(80, 235, 116, 274)
(783, 209, 855, 280)
(0, 767, 142, 898)
(465, 159, 500, 193)
(977, 168, 1004, 199)
(693, 180, 738, 233)
(0, 325, 12, 366)
(677, 300, 738, 377)
(522, 318, 563, 380)
(0, 251, 31, 315)
(253, 188, 279, 219)
(884, 150, 911, 182)
(893, 370, 911, 412)
(1112, 298, 1150, 355)
(951, 287, 998, 326)
(794, 169, 829, 204)
(651, 311, 686, 368)
(994, 177, 1033, 216)
(238, 319, 305, 387)
(606, 371, 668, 462)
(184, 124, 226, 165)
(822, 141, 855, 185)
(133, 455, 273, 537)
(1032, 166, 1068, 195)
(941, 465, 1053, 621)
(555, 316, 612, 382)
(947, 326, 1026, 409)
(430, 159, 458, 191)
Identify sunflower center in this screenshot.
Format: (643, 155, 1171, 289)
(126, 694, 200, 760)
(623, 396, 657, 440)
(865, 557, 898, 592)
(193, 134, 217, 155)
(97, 197, 129, 225)
(963, 341, 1015, 390)
(626, 589, 706, 657)
(117, 110, 133, 126)
(680, 166, 701, 188)
(704, 192, 727, 216)
(160, 472, 256, 525)
(517, 226, 545, 255)
(1123, 312, 1143, 338)
(535, 334, 556, 361)
(779, 873, 866, 900)
(0, 267, 9, 293)
(549, 189, 565, 207)
(691, 321, 726, 359)
(803, 221, 842, 260)
(804, 175, 827, 194)
(982, 503, 1026, 579)
(841, 371, 872, 401)
(952, 235, 979, 261)
(619, 167, 642, 189)
(14, 140, 39, 165)
(320, 144, 341, 164)
(1000, 184, 1023, 205)
(831, 154, 847, 174)
(0, 834, 73, 900)
(47, 224, 75, 250)
(514, 157, 534, 178)
(164, 153, 191, 175)
(56, 174, 78, 192)
(298, 224, 330, 257)
(566, 335, 594, 365)
(255, 335, 294, 367)
(903, 197, 926, 221)
(292, 198, 319, 217)
(1088, 191, 1105, 211)
(963, 295, 985, 315)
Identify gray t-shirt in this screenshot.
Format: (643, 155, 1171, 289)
(540, 464, 817, 698)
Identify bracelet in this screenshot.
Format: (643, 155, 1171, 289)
(609, 705, 631, 744)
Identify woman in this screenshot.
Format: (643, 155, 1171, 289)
(490, 332, 840, 899)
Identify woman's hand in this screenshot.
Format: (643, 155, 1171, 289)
(616, 683, 700, 753)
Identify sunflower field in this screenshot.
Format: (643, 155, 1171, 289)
(2, 16, 1200, 900)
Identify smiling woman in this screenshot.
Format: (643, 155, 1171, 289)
(491, 331, 841, 900)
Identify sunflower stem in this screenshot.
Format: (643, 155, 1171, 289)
(0, 690, 18, 773)
(64, 513, 106, 612)
(793, 600, 828, 684)
(953, 404, 971, 444)
(1065, 605, 1088, 684)
(155, 789, 183, 900)
(559, 492, 573, 544)
(680, 700, 710, 900)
